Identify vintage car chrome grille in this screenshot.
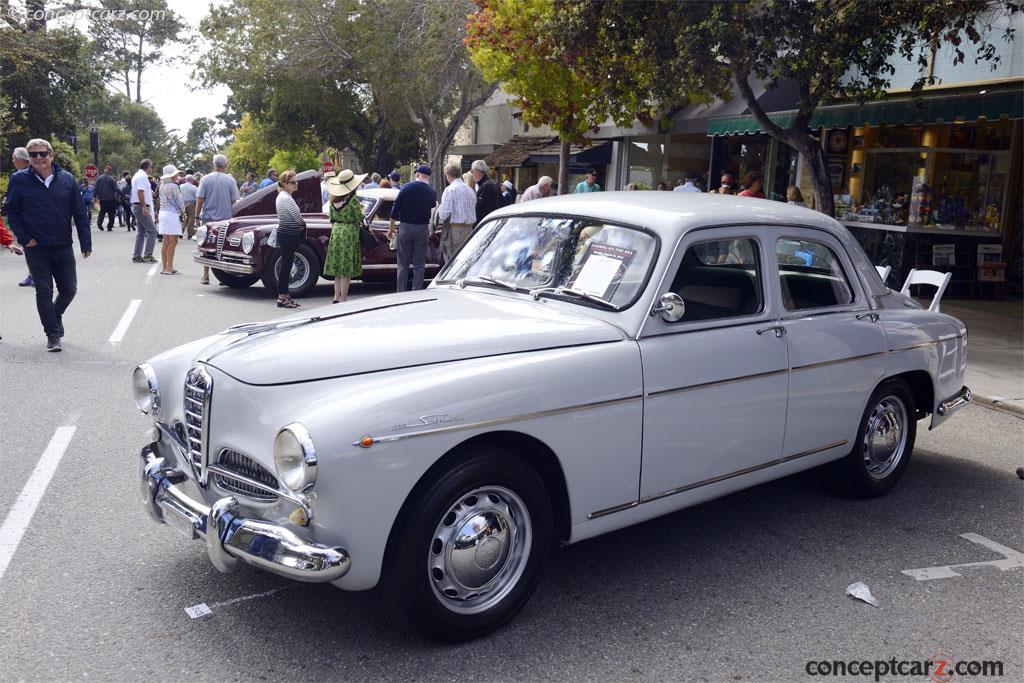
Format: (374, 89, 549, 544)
(215, 224, 229, 259)
(183, 367, 211, 473)
(227, 236, 242, 247)
(214, 449, 279, 501)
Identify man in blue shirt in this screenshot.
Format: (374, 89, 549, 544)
(387, 165, 437, 291)
(258, 168, 277, 189)
(4, 138, 92, 352)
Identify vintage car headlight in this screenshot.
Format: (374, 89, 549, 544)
(274, 423, 318, 492)
(195, 225, 208, 244)
(132, 363, 160, 415)
(241, 231, 255, 254)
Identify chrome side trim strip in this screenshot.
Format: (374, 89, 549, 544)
(588, 439, 848, 518)
(791, 351, 888, 372)
(646, 368, 787, 399)
(354, 394, 644, 447)
(890, 341, 936, 353)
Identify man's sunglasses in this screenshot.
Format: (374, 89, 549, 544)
(28, 150, 50, 158)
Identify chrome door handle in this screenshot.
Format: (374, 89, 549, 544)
(756, 325, 786, 338)
(856, 312, 880, 322)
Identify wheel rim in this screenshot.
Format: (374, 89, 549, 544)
(862, 395, 909, 480)
(428, 486, 532, 615)
(275, 253, 310, 289)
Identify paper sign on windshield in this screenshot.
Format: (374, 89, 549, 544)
(571, 244, 636, 299)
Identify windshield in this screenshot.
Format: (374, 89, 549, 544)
(437, 215, 657, 308)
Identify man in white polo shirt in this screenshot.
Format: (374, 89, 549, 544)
(130, 159, 157, 263)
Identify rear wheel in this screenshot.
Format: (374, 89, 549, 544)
(211, 269, 260, 288)
(382, 448, 553, 642)
(260, 243, 320, 297)
(838, 379, 917, 497)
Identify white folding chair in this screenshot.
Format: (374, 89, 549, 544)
(875, 265, 891, 284)
(900, 268, 952, 313)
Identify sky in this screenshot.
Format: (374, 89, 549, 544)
(61, 1, 231, 138)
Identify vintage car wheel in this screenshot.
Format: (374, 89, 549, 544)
(840, 379, 917, 497)
(211, 269, 260, 288)
(260, 243, 320, 298)
(382, 449, 553, 642)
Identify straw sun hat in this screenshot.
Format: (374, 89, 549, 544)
(326, 169, 366, 197)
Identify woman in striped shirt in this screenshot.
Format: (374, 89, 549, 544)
(274, 170, 305, 308)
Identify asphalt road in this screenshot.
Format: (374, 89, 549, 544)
(1, 228, 1022, 682)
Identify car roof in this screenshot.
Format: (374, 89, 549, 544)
(358, 188, 399, 201)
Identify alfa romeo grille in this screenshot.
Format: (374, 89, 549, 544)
(215, 449, 280, 501)
(183, 367, 211, 471)
(215, 224, 229, 259)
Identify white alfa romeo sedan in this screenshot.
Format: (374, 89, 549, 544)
(134, 193, 970, 641)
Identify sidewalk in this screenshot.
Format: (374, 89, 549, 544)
(940, 299, 1023, 417)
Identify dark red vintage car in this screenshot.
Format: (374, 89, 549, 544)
(194, 170, 444, 296)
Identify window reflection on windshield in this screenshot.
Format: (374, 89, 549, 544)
(439, 215, 657, 308)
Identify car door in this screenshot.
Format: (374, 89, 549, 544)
(637, 228, 789, 501)
(772, 227, 887, 460)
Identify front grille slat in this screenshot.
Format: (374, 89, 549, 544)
(183, 368, 211, 470)
(214, 449, 279, 501)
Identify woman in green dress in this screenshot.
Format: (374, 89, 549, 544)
(323, 169, 367, 303)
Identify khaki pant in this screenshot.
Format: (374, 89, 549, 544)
(184, 202, 197, 238)
(442, 222, 474, 261)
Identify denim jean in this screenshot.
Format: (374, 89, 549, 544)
(396, 222, 428, 291)
(132, 204, 157, 257)
(276, 231, 302, 296)
(24, 244, 77, 338)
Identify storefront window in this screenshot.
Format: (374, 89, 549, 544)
(846, 121, 1011, 234)
(627, 134, 710, 190)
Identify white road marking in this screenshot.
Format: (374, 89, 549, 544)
(108, 299, 142, 345)
(902, 533, 1024, 581)
(146, 262, 159, 281)
(0, 425, 78, 583)
(184, 587, 286, 618)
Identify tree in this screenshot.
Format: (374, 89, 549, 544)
(87, 0, 187, 103)
(466, 0, 661, 194)
(75, 122, 142, 175)
(565, 0, 1019, 215)
(79, 90, 177, 160)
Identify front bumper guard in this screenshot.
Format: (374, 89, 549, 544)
(937, 385, 971, 416)
(193, 254, 255, 275)
(139, 446, 350, 582)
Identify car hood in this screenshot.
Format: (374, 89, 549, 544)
(202, 289, 625, 385)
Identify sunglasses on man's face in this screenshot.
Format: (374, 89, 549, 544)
(28, 150, 50, 158)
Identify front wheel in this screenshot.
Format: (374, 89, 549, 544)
(211, 269, 260, 288)
(381, 449, 553, 642)
(838, 379, 917, 497)
(260, 243, 320, 297)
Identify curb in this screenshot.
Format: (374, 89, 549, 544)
(971, 393, 1024, 418)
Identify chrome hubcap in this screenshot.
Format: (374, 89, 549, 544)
(428, 486, 531, 615)
(863, 396, 908, 480)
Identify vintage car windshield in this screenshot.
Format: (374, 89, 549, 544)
(438, 215, 657, 308)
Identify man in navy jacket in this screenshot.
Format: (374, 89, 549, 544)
(4, 138, 92, 352)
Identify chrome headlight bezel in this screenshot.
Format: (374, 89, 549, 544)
(133, 363, 160, 415)
(274, 423, 318, 493)
(195, 225, 209, 244)
(241, 231, 255, 254)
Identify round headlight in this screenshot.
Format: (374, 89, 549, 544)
(132, 364, 160, 415)
(195, 225, 208, 244)
(274, 423, 317, 492)
(241, 231, 255, 254)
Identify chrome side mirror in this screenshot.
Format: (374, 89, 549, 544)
(652, 292, 685, 322)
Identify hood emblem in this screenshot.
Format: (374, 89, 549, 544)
(390, 414, 464, 432)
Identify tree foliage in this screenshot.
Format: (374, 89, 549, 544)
(563, 0, 1020, 214)
(87, 0, 188, 103)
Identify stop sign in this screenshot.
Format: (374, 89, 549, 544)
(83, 164, 99, 180)
(321, 160, 334, 174)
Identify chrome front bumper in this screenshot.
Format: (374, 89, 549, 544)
(193, 254, 255, 274)
(139, 446, 350, 582)
(937, 385, 972, 416)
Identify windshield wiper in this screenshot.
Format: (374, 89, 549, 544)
(531, 286, 620, 310)
(457, 275, 528, 293)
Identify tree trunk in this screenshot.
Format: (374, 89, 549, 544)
(788, 132, 835, 217)
(557, 138, 570, 195)
(135, 32, 144, 102)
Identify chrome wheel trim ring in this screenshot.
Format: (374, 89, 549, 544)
(427, 485, 532, 615)
(862, 395, 909, 480)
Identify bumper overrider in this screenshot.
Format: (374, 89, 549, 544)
(138, 445, 350, 582)
(937, 385, 972, 416)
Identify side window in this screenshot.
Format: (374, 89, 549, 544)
(777, 238, 854, 310)
(668, 238, 763, 323)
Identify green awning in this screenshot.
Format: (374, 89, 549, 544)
(707, 89, 1024, 136)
